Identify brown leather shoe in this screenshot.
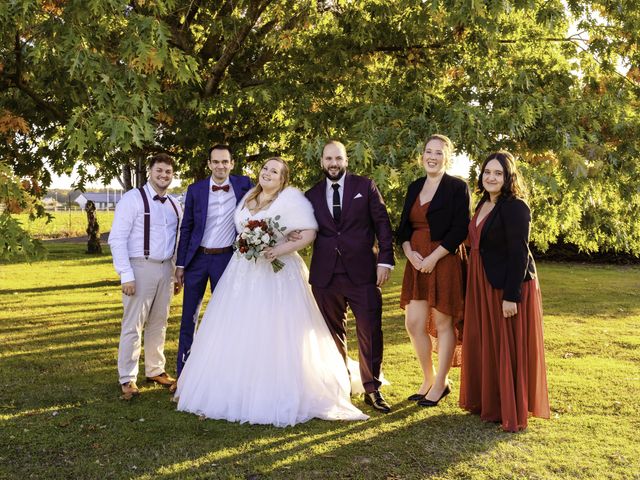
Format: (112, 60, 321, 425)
(146, 372, 176, 388)
(168, 381, 178, 394)
(121, 381, 140, 400)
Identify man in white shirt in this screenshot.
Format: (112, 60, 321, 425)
(108, 153, 182, 400)
(173, 145, 252, 386)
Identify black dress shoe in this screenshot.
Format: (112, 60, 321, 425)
(417, 383, 451, 407)
(407, 392, 427, 402)
(364, 391, 391, 413)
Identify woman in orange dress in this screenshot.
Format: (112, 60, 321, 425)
(459, 151, 550, 432)
(397, 134, 470, 407)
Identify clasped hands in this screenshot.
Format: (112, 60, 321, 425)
(408, 250, 438, 274)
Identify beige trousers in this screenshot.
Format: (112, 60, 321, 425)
(117, 258, 174, 384)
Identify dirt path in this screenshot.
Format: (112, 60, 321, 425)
(43, 232, 110, 243)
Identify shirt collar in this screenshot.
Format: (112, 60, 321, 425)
(209, 177, 231, 188)
(145, 183, 166, 198)
(325, 173, 346, 190)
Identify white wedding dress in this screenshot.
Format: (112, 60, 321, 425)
(175, 187, 368, 426)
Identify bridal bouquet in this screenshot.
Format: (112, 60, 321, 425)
(234, 216, 287, 272)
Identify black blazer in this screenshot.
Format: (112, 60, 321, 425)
(396, 173, 470, 254)
(477, 197, 537, 302)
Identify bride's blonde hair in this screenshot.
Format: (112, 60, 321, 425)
(243, 157, 290, 209)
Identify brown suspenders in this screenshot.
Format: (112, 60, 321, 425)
(138, 187, 180, 259)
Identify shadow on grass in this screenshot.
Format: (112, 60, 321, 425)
(3, 317, 117, 339)
(0, 243, 113, 265)
(0, 303, 119, 322)
(3, 248, 640, 479)
(0, 280, 120, 295)
(0, 264, 507, 479)
(2, 320, 120, 353)
(57, 257, 115, 268)
(0, 381, 507, 479)
(146, 409, 506, 479)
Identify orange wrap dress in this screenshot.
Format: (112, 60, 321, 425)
(400, 198, 466, 366)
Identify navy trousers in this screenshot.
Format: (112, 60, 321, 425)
(176, 250, 233, 376)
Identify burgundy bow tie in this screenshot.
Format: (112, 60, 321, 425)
(153, 195, 167, 204)
(212, 185, 230, 192)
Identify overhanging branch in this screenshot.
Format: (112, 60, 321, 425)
(371, 36, 588, 53)
(10, 31, 66, 122)
(202, 0, 274, 97)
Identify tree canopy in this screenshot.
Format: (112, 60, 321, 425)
(0, 162, 46, 260)
(1, 0, 639, 257)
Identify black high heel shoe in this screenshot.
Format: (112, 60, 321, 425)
(417, 382, 451, 407)
(407, 392, 428, 402)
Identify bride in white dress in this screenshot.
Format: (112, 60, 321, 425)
(175, 157, 368, 426)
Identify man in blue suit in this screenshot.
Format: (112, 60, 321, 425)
(173, 144, 252, 383)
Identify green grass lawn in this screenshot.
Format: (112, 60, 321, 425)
(12, 211, 115, 238)
(1, 244, 638, 479)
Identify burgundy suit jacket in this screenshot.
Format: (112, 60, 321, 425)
(305, 173, 395, 287)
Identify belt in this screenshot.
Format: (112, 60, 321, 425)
(130, 257, 173, 264)
(198, 246, 233, 255)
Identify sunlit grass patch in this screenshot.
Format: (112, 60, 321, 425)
(11, 211, 115, 239)
(0, 244, 638, 479)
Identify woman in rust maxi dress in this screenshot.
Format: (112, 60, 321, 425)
(459, 151, 550, 432)
(397, 134, 470, 406)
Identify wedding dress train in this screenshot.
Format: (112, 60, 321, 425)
(175, 187, 368, 426)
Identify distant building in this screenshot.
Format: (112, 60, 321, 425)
(74, 189, 185, 210)
(75, 191, 124, 210)
(43, 194, 64, 210)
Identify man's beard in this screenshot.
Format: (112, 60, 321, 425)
(323, 167, 346, 182)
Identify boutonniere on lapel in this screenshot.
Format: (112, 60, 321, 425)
(353, 193, 363, 199)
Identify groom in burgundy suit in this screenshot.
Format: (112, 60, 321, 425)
(306, 140, 395, 413)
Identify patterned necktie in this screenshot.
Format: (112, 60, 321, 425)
(332, 183, 341, 223)
(212, 185, 230, 192)
(153, 194, 167, 204)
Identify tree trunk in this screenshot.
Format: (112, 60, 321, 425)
(135, 155, 146, 187)
(85, 200, 102, 254)
(121, 163, 133, 191)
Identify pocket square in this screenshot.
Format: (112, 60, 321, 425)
(354, 193, 363, 199)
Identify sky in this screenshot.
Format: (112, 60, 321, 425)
(51, 173, 121, 190)
(448, 153, 473, 179)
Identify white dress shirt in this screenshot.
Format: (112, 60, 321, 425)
(325, 175, 346, 217)
(200, 178, 237, 248)
(108, 184, 181, 284)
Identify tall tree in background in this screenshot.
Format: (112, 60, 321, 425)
(1, 0, 639, 256)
